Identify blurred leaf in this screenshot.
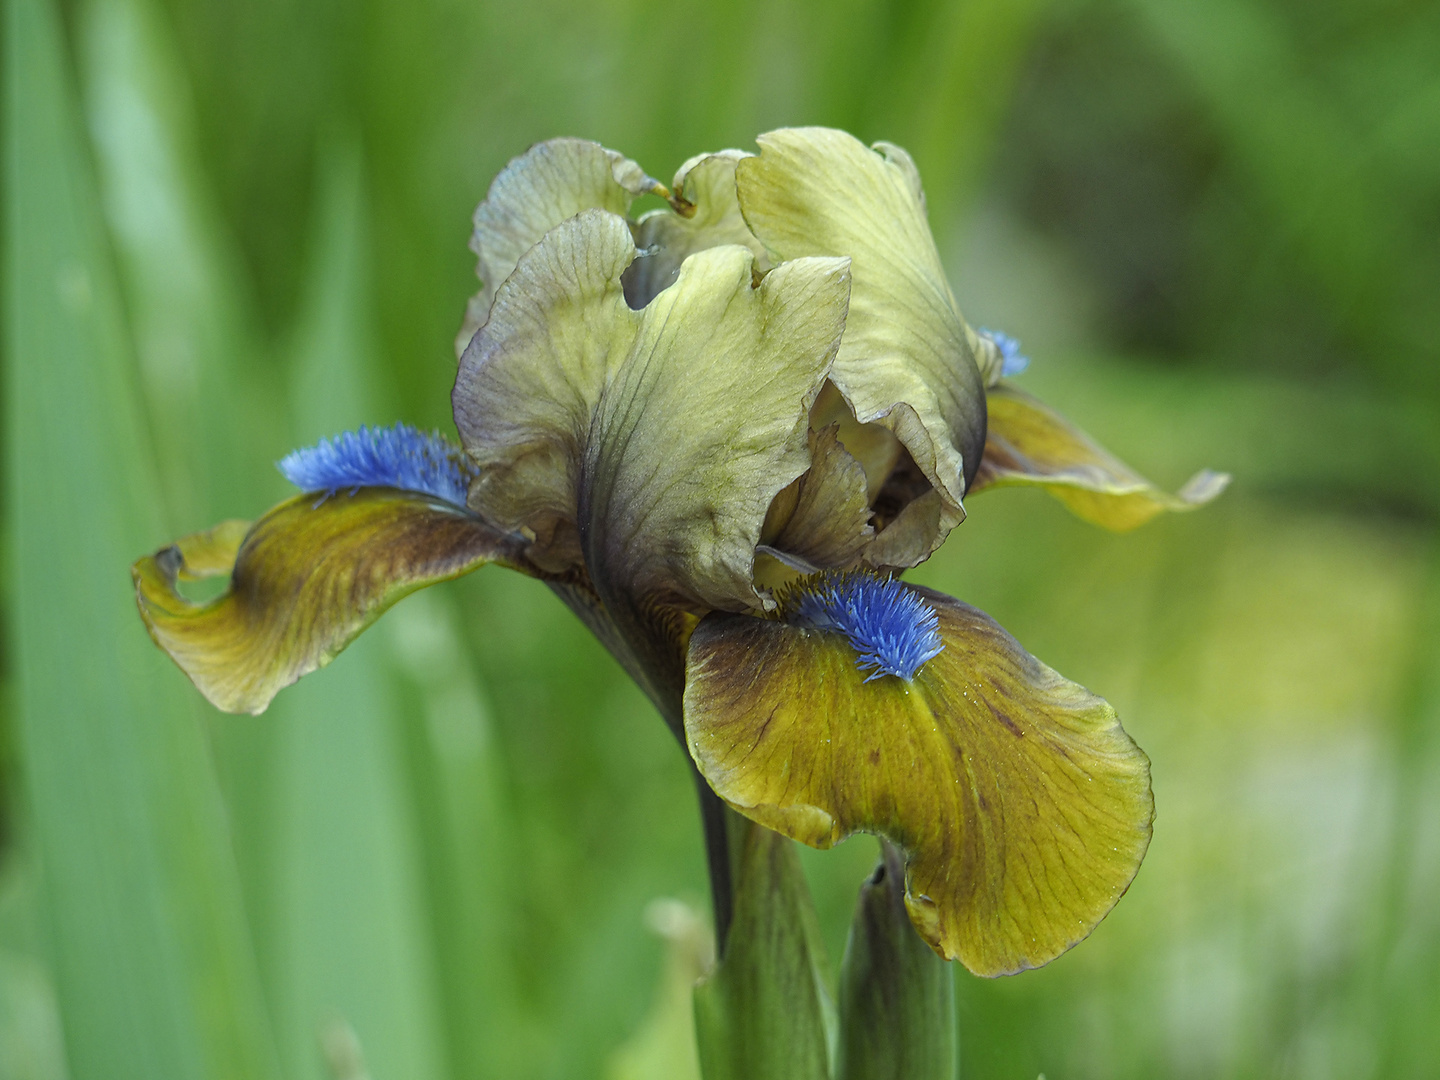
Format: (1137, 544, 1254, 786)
(1128, 0, 1438, 396)
(604, 899, 709, 1080)
(261, 136, 449, 1080)
(383, 590, 524, 1079)
(870, 0, 1051, 236)
(3, 0, 282, 1075)
(79, 0, 288, 527)
(0, 855, 68, 1080)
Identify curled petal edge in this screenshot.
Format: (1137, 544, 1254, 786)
(133, 489, 528, 715)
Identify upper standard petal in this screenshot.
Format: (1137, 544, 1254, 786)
(454, 209, 852, 617)
(625, 150, 769, 309)
(456, 138, 663, 356)
(736, 128, 989, 562)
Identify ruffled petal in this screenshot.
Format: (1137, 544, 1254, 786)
(972, 383, 1230, 530)
(454, 210, 637, 574)
(758, 425, 874, 578)
(684, 579, 1153, 976)
(736, 128, 989, 559)
(133, 490, 524, 715)
(625, 150, 769, 309)
(456, 138, 663, 356)
(455, 208, 852, 614)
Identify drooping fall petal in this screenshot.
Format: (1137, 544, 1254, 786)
(133, 489, 525, 714)
(737, 128, 989, 559)
(455, 208, 852, 615)
(972, 382, 1230, 530)
(684, 578, 1153, 977)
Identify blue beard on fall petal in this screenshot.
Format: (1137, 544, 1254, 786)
(279, 423, 477, 507)
(787, 571, 944, 682)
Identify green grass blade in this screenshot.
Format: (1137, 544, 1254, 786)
(78, 0, 289, 528)
(76, 0, 295, 954)
(261, 136, 449, 1080)
(3, 0, 283, 1076)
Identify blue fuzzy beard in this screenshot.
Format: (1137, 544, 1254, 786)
(278, 423, 477, 507)
(786, 570, 944, 682)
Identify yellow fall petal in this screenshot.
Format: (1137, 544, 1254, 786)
(684, 584, 1153, 977)
(133, 489, 523, 714)
(973, 383, 1230, 530)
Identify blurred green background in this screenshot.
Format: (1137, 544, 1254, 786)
(4, 0, 1439, 1076)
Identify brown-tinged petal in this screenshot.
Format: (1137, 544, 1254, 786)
(454, 209, 638, 574)
(625, 151, 769, 308)
(684, 580, 1153, 976)
(973, 382, 1231, 530)
(736, 128, 988, 556)
(455, 138, 663, 356)
(133, 490, 524, 715)
(763, 425, 874, 573)
(455, 208, 853, 614)
(583, 244, 851, 614)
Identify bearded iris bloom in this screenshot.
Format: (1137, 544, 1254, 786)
(134, 127, 1225, 977)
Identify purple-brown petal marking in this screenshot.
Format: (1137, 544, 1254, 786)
(684, 583, 1153, 976)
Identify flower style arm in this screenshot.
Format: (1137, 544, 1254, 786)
(454, 209, 853, 616)
(132, 427, 529, 715)
(683, 575, 1153, 977)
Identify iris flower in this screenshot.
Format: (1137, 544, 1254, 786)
(134, 128, 1225, 977)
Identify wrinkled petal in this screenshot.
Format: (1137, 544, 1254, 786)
(455, 208, 852, 615)
(133, 490, 524, 714)
(625, 151, 769, 309)
(973, 383, 1231, 530)
(684, 580, 1153, 976)
(760, 425, 874, 575)
(808, 379, 905, 504)
(456, 138, 663, 356)
(454, 210, 637, 574)
(737, 128, 989, 559)
(860, 488, 946, 571)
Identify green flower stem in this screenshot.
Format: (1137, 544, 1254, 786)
(694, 773, 737, 955)
(693, 816, 833, 1080)
(836, 841, 957, 1080)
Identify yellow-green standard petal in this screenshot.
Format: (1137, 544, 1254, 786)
(456, 137, 663, 355)
(973, 382, 1230, 530)
(133, 489, 524, 714)
(684, 584, 1153, 977)
(585, 246, 851, 615)
(626, 150, 769, 308)
(456, 208, 853, 615)
(737, 128, 987, 556)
